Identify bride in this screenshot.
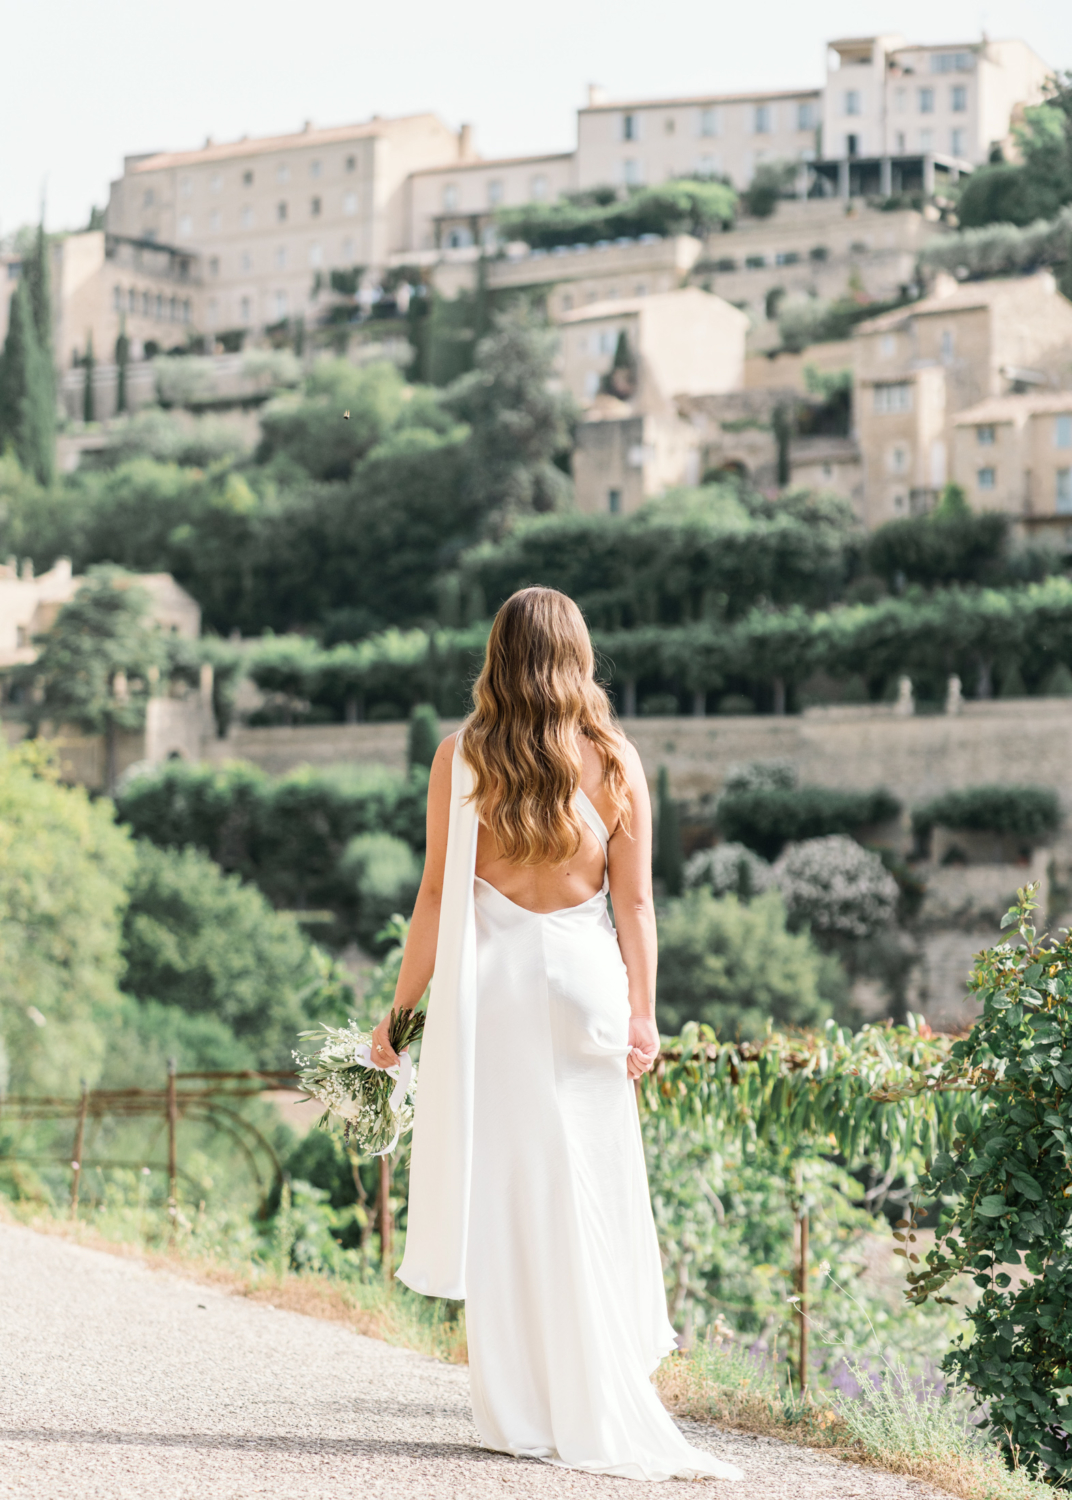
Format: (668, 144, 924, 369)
(370, 587, 742, 1482)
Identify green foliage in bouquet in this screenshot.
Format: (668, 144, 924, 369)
(297, 1005, 425, 1156)
(892, 886, 1072, 1481)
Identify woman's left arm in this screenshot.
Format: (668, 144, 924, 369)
(369, 733, 455, 1066)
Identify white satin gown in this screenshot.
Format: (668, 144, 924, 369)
(398, 754, 741, 1482)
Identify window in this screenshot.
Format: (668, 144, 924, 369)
(342, 235, 354, 259)
(274, 291, 288, 319)
(880, 334, 895, 357)
(240, 251, 252, 272)
(977, 424, 995, 445)
(715, 257, 737, 272)
(978, 466, 996, 490)
(754, 104, 771, 134)
(664, 117, 675, 134)
(1058, 470, 1072, 513)
(895, 130, 906, 153)
(487, 179, 503, 207)
(561, 293, 573, 311)
(931, 51, 972, 73)
(608, 488, 622, 514)
(952, 85, 967, 112)
(310, 160, 322, 178)
(919, 88, 934, 114)
(169, 296, 178, 322)
(275, 246, 286, 269)
(874, 382, 912, 414)
(951, 128, 965, 156)
(846, 133, 859, 157)
(699, 107, 720, 137)
(208, 256, 220, 277)
(343, 192, 357, 215)
(890, 445, 907, 473)
(142, 291, 150, 316)
(809, 245, 829, 262)
(775, 250, 800, 266)
(894, 87, 907, 113)
(178, 214, 192, 237)
(797, 102, 814, 130)
(622, 113, 638, 141)
(635, 282, 647, 296)
(311, 196, 321, 216)
(844, 90, 861, 116)
(276, 163, 290, 184)
(309, 243, 323, 267)
(443, 184, 459, 211)
(345, 155, 356, 172)
(940, 329, 954, 363)
(179, 176, 192, 197)
(623, 159, 642, 187)
(1056, 415, 1072, 448)
(277, 201, 288, 222)
(128, 288, 136, 312)
(143, 188, 154, 208)
(697, 154, 720, 176)
(210, 173, 222, 193)
(744, 254, 766, 269)
(209, 209, 221, 231)
(182, 300, 191, 324)
(531, 174, 548, 200)
(242, 170, 254, 187)
(112, 284, 121, 311)
(155, 293, 163, 319)
(240, 295, 252, 322)
(241, 207, 253, 229)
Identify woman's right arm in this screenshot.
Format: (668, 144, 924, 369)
(369, 733, 455, 1065)
(606, 740, 660, 1081)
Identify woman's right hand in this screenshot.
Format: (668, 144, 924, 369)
(369, 1013, 400, 1070)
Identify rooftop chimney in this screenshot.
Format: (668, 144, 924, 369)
(458, 123, 474, 158)
(587, 84, 608, 107)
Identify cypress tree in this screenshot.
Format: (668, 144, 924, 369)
(115, 319, 129, 414)
(407, 702, 440, 771)
(83, 332, 96, 423)
(654, 765, 684, 897)
(0, 279, 55, 485)
(23, 222, 53, 359)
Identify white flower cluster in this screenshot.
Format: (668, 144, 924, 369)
(295, 1021, 417, 1155)
(684, 842, 773, 899)
(772, 835, 899, 939)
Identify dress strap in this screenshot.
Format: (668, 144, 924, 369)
(574, 788, 611, 894)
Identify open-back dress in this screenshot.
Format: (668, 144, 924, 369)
(397, 742, 742, 1483)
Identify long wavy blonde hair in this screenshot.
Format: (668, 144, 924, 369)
(462, 587, 631, 866)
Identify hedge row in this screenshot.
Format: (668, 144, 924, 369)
(115, 759, 428, 926)
(245, 576, 1072, 721)
(716, 787, 902, 861)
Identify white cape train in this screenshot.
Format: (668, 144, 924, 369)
(397, 742, 742, 1482)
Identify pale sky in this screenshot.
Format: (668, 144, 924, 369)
(2, 0, 1068, 237)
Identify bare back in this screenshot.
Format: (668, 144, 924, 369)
(474, 734, 619, 914)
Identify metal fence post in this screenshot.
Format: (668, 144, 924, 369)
(70, 1080, 88, 1219)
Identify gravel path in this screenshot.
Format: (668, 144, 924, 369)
(0, 1223, 944, 1500)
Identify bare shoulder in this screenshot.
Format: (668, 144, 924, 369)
(611, 731, 647, 786)
(428, 732, 458, 794)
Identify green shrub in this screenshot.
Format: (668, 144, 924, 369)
(115, 759, 428, 924)
(911, 785, 1060, 843)
(866, 510, 1011, 589)
(337, 832, 422, 951)
(655, 888, 838, 1036)
(406, 703, 441, 771)
(122, 840, 347, 1067)
(717, 785, 901, 860)
(654, 766, 684, 896)
(495, 178, 737, 250)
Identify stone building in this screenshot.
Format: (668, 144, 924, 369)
(952, 391, 1072, 546)
(852, 271, 1072, 528)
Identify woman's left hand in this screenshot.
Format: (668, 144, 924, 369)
(627, 1014, 659, 1080)
(369, 1013, 400, 1070)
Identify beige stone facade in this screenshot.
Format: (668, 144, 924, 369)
(406, 152, 575, 253)
(558, 288, 748, 514)
(853, 271, 1072, 527)
(106, 114, 465, 337)
(952, 392, 1072, 545)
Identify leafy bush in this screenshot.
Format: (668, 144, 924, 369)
(778, 293, 911, 353)
(911, 785, 1060, 843)
(407, 704, 440, 771)
(921, 205, 1072, 277)
(905, 887, 1072, 1480)
(337, 832, 422, 950)
(88, 407, 254, 469)
(655, 888, 837, 1036)
(771, 835, 899, 940)
(684, 842, 772, 899)
(717, 785, 901, 861)
(866, 509, 1011, 589)
(496, 178, 737, 249)
(122, 840, 347, 1067)
(0, 743, 134, 1092)
(740, 161, 796, 219)
(115, 759, 428, 927)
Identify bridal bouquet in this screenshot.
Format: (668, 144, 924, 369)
(295, 1006, 425, 1156)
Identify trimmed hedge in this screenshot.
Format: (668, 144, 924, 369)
(717, 786, 902, 861)
(115, 759, 428, 930)
(911, 785, 1060, 842)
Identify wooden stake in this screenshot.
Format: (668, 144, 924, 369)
(70, 1081, 88, 1219)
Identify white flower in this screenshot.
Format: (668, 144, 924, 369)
(684, 842, 772, 899)
(772, 835, 899, 939)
